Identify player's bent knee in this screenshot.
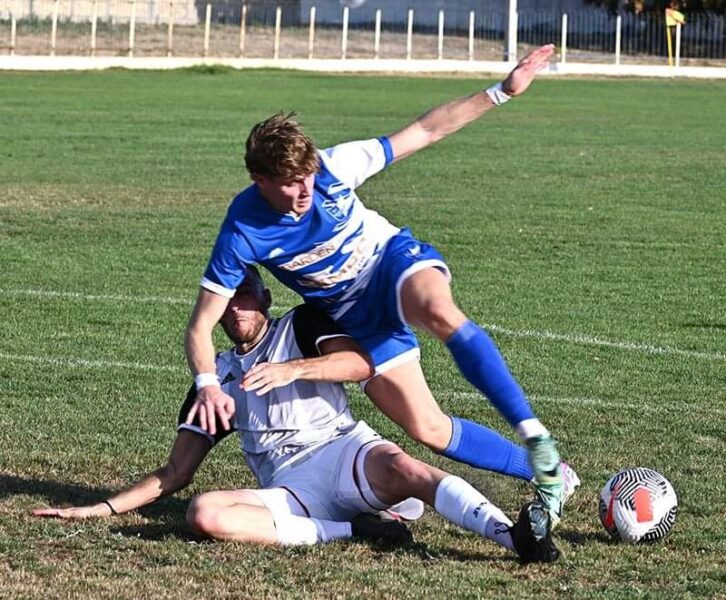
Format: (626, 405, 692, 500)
(411, 296, 465, 339)
(186, 496, 219, 538)
(383, 452, 434, 500)
(401, 414, 451, 452)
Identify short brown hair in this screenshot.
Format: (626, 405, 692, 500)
(244, 112, 320, 180)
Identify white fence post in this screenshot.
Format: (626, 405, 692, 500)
(239, 4, 247, 57)
(374, 8, 381, 59)
(506, 0, 517, 63)
(341, 5, 348, 59)
(437, 9, 444, 60)
(203, 2, 211, 58)
(91, 0, 98, 56)
(128, 0, 136, 57)
(468, 11, 474, 61)
(273, 5, 281, 59)
(10, 13, 16, 56)
(615, 14, 622, 65)
(50, 0, 59, 57)
(406, 8, 413, 60)
(675, 22, 682, 67)
(307, 5, 315, 59)
(167, 0, 174, 57)
(561, 13, 567, 64)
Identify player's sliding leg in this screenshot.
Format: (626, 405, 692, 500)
(364, 361, 532, 481)
(186, 489, 409, 545)
(399, 267, 565, 525)
(362, 444, 559, 563)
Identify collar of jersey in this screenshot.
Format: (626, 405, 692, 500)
(251, 185, 314, 226)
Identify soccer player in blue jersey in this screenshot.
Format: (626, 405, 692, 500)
(185, 44, 577, 533)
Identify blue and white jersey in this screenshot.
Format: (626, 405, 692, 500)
(201, 137, 399, 317)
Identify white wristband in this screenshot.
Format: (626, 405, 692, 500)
(485, 82, 512, 106)
(194, 372, 219, 390)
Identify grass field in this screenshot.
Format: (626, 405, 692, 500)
(1, 69, 725, 599)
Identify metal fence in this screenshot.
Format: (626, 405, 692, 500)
(0, 0, 724, 63)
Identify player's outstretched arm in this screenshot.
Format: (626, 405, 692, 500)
(387, 44, 554, 163)
(185, 288, 236, 435)
(32, 432, 210, 519)
(242, 337, 374, 395)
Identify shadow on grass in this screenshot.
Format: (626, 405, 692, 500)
(1, 473, 190, 522)
(558, 528, 612, 546)
(682, 322, 726, 330)
(393, 541, 516, 564)
(4, 474, 529, 560)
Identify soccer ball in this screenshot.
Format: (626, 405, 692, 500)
(599, 468, 677, 544)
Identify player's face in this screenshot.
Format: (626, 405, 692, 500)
(220, 278, 270, 345)
(255, 173, 315, 217)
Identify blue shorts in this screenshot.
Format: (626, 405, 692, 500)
(333, 230, 450, 376)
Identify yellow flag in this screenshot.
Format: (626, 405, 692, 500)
(665, 8, 685, 27)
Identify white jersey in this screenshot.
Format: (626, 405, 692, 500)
(179, 305, 357, 487)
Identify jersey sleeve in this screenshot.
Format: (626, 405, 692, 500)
(291, 304, 351, 358)
(177, 353, 239, 445)
(320, 137, 394, 190)
(176, 384, 237, 446)
(201, 227, 257, 298)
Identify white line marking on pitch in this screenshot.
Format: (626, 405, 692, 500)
(446, 391, 725, 417)
(0, 288, 193, 306)
(482, 323, 725, 362)
(0, 352, 185, 373)
(1, 288, 722, 361)
(2, 352, 722, 416)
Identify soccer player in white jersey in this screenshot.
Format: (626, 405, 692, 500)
(35, 269, 560, 563)
(185, 45, 577, 537)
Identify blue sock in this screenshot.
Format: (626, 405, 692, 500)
(446, 320, 535, 428)
(443, 417, 533, 480)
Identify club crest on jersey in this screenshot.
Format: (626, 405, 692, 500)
(321, 183, 354, 222)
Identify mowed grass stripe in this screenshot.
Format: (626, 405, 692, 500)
(2, 72, 725, 599)
(2, 347, 719, 419)
(2, 286, 723, 361)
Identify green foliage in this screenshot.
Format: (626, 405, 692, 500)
(586, 0, 726, 14)
(1, 70, 725, 598)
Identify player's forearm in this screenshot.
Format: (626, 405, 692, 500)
(184, 321, 218, 378)
(185, 288, 230, 379)
(390, 90, 496, 162)
(416, 90, 496, 145)
(289, 351, 374, 383)
(102, 465, 189, 516)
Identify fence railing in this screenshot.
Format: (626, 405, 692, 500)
(1, 1, 724, 64)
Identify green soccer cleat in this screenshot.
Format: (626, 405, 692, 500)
(526, 435, 564, 527)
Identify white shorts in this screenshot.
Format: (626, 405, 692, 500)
(249, 421, 398, 523)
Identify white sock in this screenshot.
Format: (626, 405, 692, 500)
(516, 418, 549, 441)
(274, 515, 352, 546)
(434, 475, 515, 551)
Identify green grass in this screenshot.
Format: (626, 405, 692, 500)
(1, 69, 725, 599)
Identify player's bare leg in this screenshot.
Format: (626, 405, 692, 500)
(362, 444, 559, 563)
(187, 489, 409, 545)
(398, 266, 565, 526)
(364, 361, 452, 452)
(187, 490, 279, 543)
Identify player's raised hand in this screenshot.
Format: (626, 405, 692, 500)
(32, 504, 106, 519)
(501, 44, 555, 97)
(186, 385, 235, 435)
(242, 362, 300, 396)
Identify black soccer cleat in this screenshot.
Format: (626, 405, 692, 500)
(351, 513, 413, 545)
(510, 500, 561, 564)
